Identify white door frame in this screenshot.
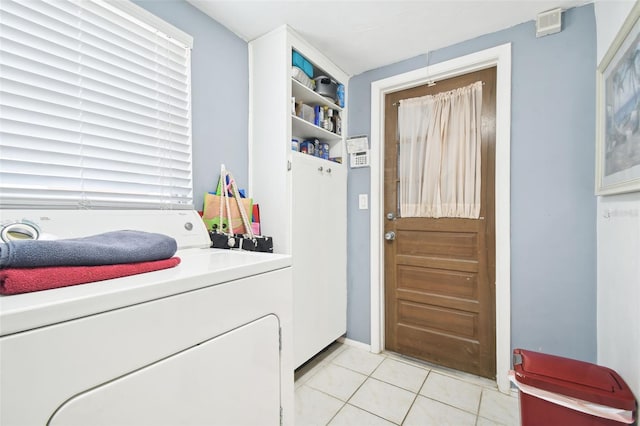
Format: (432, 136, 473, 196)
(369, 44, 512, 393)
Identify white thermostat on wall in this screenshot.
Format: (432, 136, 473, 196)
(350, 151, 369, 168)
(346, 135, 370, 168)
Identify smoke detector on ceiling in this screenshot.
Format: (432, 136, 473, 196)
(536, 8, 563, 38)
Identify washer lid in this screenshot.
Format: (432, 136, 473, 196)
(0, 249, 291, 336)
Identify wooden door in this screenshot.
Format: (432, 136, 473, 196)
(384, 67, 496, 378)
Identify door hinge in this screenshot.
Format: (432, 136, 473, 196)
(279, 327, 282, 351)
(287, 160, 291, 171)
(280, 406, 283, 426)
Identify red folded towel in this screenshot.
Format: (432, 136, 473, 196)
(0, 257, 181, 295)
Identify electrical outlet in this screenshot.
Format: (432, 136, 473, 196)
(359, 194, 368, 210)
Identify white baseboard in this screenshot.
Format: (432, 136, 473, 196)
(337, 336, 372, 352)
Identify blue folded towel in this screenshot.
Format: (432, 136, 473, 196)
(0, 230, 177, 269)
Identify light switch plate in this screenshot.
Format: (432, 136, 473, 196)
(359, 194, 368, 210)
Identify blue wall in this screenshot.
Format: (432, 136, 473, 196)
(135, 0, 249, 210)
(347, 4, 598, 362)
(135, 0, 598, 362)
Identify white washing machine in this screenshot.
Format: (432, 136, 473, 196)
(0, 210, 293, 426)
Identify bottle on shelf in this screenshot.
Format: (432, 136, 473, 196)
(300, 140, 315, 155)
(325, 108, 334, 132)
(320, 142, 330, 160)
(314, 105, 324, 127)
(334, 111, 342, 136)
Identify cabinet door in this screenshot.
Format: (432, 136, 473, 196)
(291, 154, 347, 367)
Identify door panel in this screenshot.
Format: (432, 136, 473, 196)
(397, 302, 477, 337)
(397, 231, 478, 259)
(384, 67, 496, 378)
(397, 266, 477, 299)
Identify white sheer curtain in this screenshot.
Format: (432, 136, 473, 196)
(398, 81, 483, 218)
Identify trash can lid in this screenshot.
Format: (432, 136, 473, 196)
(513, 349, 636, 410)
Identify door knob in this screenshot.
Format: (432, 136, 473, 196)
(386, 212, 396, 220)
(384, 231, 396, 241)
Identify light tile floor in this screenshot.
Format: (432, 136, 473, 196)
(294, 342, 520, 426)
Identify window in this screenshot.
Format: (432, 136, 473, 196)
(0, 0, 194, 209)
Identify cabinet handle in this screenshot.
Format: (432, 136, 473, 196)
(318, 166, 323, 172)
(326, 168, 332, 173)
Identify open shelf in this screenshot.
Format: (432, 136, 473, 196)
(290, 150, 344, 166)
(291, 115, 342, 142)
(291, 78, 342, 112)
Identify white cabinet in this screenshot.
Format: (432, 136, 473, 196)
(249, 25, 348, 367)
(291, 153, 347, 366)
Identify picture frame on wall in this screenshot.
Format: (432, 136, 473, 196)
(596, 1, 640, 195)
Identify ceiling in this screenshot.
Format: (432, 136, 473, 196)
(186, 0, 590, 76)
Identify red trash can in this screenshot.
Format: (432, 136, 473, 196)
(511, 349, 636, 426)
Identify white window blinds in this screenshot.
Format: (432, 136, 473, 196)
(0, 0, 194, 209)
